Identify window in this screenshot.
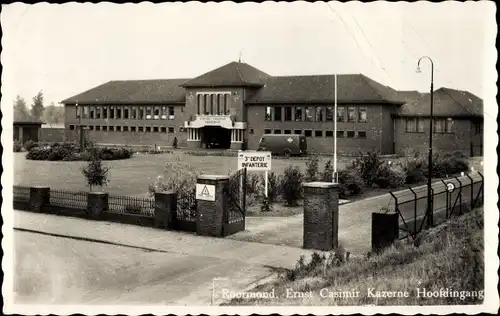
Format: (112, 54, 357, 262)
(284, 107, 292, 121)
(433, 118, 453, 133)
(304, 130, 312, 137)
(347, 131, 355, 138)
(83, 106, 89, 119)
(445, 118, 454, 133)
(160, 127, 167, 133)
(337, 131, 344, 138)
(197, 95, 202, 115)
(326, 106, 334, 121)
(284, 130, 291, 134)
(315, 107, 324, 122)
(475, 121, 482, 135)
(96, 107, 101, 119)
(326, 130, 334, 137)
(153, 126, 159, 133)
(249, 129, 254, 134)
(124, 108, 129, 119)
(146, 107, 152, 119)
(117, 107, 122, 119)
(168, 127, 174, 133)
(358, 107, 367, 122)
(347, 107, 356, 122)
(358, 131, 367, 138)
(89, 107, 94, 119)
(139, 108, 144, 119)
(294, 130, 302, 135)
(131, 126, 136, 132)
(223, 94, 228, 114)
(109, 126, 115, 132)
(305, 107, 313, 122)
(265, 106, 272, 121)
(69, 125, 75, 130)
(145, 126, 151, 132)
(138, 126, 144, 132)
(123, 126, 129, 132)
(109, 106, 115, 119)
(169, 106, 175, 118)
(103, 126, 108, 131)
(154, 108, 160, 119)
(210, 95, 215, 115)
(116, 126, 121, 132)
(405, 118, 425, 133)
(203, 95, 209, 114)
(274, 106, 282, 121)
(264, 129, 272, 134)
(103, 107, 108, 119)
(95, 126, 101, 131)
(315, 130, 323, 137)
(337, 107, 345, 122)
(274, 129, 282, 134)
(295, 107, 303, 121)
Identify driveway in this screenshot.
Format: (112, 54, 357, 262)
(12, 210, 315, 305)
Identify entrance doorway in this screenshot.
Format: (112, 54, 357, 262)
(201, 126, 231, 149)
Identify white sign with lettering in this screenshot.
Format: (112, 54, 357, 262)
(238, 151, 272, 171)
(190, 115, 233, 129)
(196, 184, 216, 201)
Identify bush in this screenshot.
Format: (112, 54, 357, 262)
(14, 140, 23, 152)
(281, 166, 303, 206)
(81, 148, 110, 191)
(246, 173, 262, 196)
(267, 171, 282, 203)
(260, 197, 274, 213)
(321, 160, 334, 182)
(374, 163, 406, 189)
(397, 156, 426, 184)
(338, 168, 364, 199)
(351, 149, 384, 186)
(23, 140, 38, 151)
(305, 156, 320, 182)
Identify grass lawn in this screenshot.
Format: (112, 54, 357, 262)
(13, 152, 351, 197)
(227, 207, 484, 306)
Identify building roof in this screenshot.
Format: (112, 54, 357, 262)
(13, 119, 44, 126)
(395, 87, 483, 117)
(61, 79, 189, 104)
(181, 61, 271, 88)
(246, 74, 402, 104)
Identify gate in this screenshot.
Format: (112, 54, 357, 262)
(223, 168, 247, 236)
(388, 171, 483, 240)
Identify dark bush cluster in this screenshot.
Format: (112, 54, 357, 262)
(14, 140, 23, 152)
(281, 166, 303, 206)
(23, 140, 39, 151)
(26, 142, 133, 161)
(338, 168, 365, 199)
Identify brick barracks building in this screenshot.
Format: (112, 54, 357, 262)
(60, 61, 483, 156)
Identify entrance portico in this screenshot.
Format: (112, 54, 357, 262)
(185, 114, 246, 149)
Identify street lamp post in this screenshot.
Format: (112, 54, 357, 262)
(75, 101, 84, 152)
(416, 56, 434, 228)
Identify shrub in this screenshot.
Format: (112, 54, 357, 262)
(351, 149, 384, 186)
(267, 171, 282, 203)
(81, 148, 110, 191)
(338, 167, 364, 199)
(281, 166, 303, 206)
(246, 173, 262, 196)
(260, 197, 274, 212)
(397, 156, 426, 184)
(305, 156, 320, 182)
(374, 163, 406, 189)
(23, 140, 38, 151)
(14, 140, 23, 152)
(321, 159, 334, 182)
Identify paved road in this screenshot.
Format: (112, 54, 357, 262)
(13, 211, 315, 305)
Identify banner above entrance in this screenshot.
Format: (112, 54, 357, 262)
(184, 115, 246, 129)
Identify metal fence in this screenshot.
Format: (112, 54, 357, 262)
(107, 194, 155, 217)
(13, 185, 30, 201)
(50, 189, 88, 210)
(389, 172, 483, 239)
(176, 191, 197, 222)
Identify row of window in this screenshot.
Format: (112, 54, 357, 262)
(262, 129, 367, 139)
(405, 118, 454, 133)
(69, 124, 179, 133)
(265, 105, 367, 123)
(196, 93, 231, 115)
(77, 105, 177, 120)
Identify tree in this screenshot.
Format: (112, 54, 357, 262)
(30, 90, 45, 120)
(81, 148, 110, 191)
(13, 95, 31, 121)
(43, 102, 65, 125)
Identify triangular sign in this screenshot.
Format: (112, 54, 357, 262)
(201, 185, 210, 196)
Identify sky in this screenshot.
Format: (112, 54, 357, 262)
(0, 1, 496, 108)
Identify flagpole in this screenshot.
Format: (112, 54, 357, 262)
(333, 74, 338, 183)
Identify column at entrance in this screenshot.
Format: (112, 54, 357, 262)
(187, 127, 201, 149)
(230, 128, 244, 150)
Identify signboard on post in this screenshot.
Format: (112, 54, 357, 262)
(237, 151, 271, 171)
(238, 151, 272, 197)
(196, 184, 216, 201)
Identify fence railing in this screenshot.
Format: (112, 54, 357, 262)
(108, 194, 155, 217)
(176, 191, 197, 222)
(50, 189, 88, 210)
(388, 171, 483, 239)
(13, 185, 30, 201)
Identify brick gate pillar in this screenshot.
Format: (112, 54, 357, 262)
(196, 175, 229, 237)
(29, 186, 50, 212)
(154, 191, 177, 229)
(303, 182, 339, 251)
(87, 192, 108, 219)
(371, 212, 399, 253)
